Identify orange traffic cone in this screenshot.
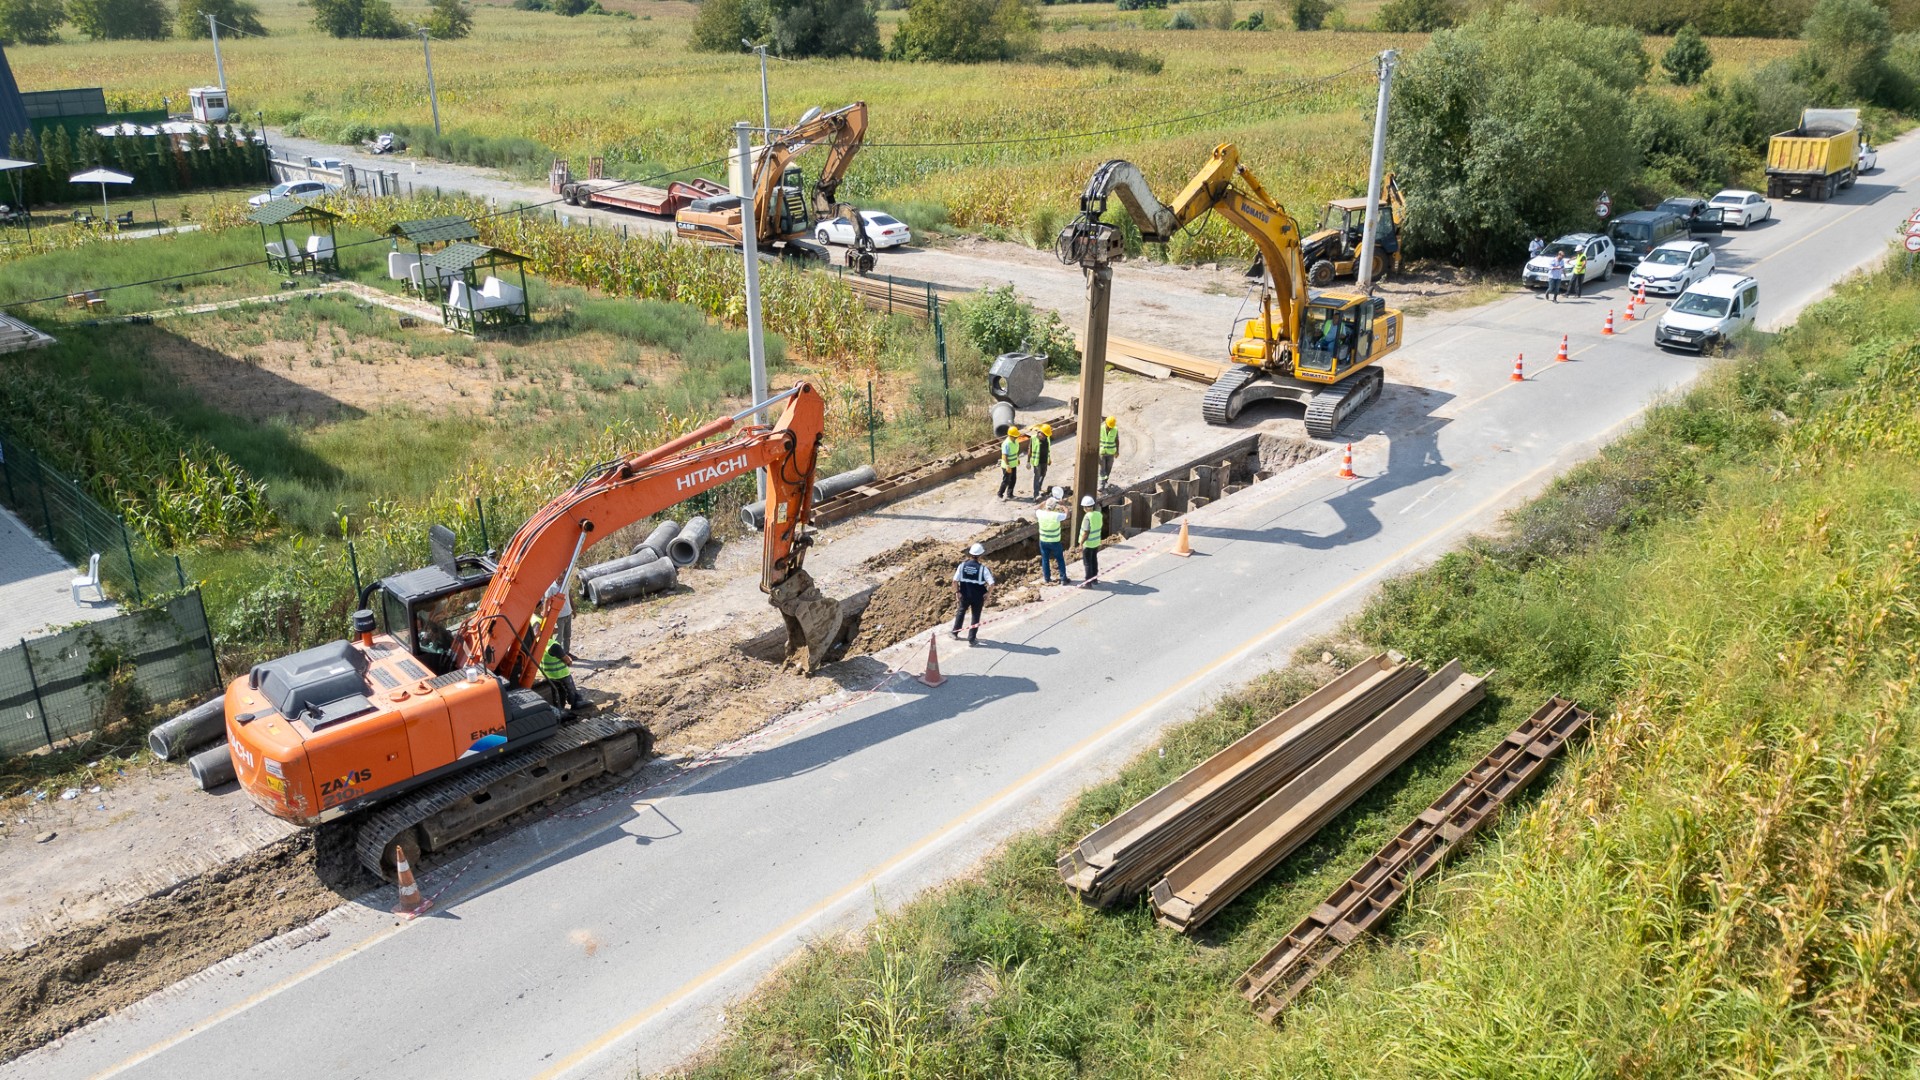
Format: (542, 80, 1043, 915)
(1637, 282, 1647, 307)
(1171, 519, 1192, 557)
(919, 632, 946, 687)
(1338, 443, 1357, 479)
(1555, 334, 1570, 363)
(392, 845, 430, 916)
(1624, 293, 1637, 321)
(1510, 354, 1525, 382)
(1602, 309, 1615, 336)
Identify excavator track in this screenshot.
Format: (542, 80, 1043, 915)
(1303, 366, 1385, 440)
(1202, 366, 1262, 426)
(353, 715, 651, 880)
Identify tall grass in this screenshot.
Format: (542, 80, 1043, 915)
(674, 262, 1920, 1078)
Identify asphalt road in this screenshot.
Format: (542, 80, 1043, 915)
(19, 143, 1917, 1080)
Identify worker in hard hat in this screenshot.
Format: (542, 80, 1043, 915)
(952, 542, 995, 645)
(1036, 494, 1069, 585)
(1077, 495, 1105, 586)
(997, 425, 1021, 501)
(1029, 423, 1052, 501)
(1099, 416, 1119, 488)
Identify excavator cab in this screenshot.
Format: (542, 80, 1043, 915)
(366, 554, 497, 676)
(771, 165, 809, 236)
(1296, 294, 1378, 383)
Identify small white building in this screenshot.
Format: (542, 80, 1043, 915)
(188, 86, 229, 123)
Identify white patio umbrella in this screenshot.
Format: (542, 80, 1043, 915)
(0, 158, 35, 230)
(68, 167, 135, 222)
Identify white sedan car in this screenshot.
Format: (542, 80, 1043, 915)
(1708, 189, 1772, 227)
(1628, 240, 1715, 297)
(1859, 143, 1879, 172)
(814, 210, 911, 249)
(249, 180, 334, 207)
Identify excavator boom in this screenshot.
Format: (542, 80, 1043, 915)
(674, 102, 870, 254)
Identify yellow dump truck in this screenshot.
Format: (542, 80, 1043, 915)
(1766, 108, 1860, 201)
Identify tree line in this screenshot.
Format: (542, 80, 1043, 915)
(0, 0, 471, 44)
(5, 122, 270, 204)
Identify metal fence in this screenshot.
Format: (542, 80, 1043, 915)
(0, 590, 221, 756)
(0, 428, 187, 605)
(269, 157, 404, 197)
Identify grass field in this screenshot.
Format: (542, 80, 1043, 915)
(4, 3, 1799, 251)
(673, 258, 1920, 1077)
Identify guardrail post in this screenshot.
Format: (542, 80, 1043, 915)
(19, 639, 54, 749)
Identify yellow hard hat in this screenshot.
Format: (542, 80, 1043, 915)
(1039, 423, 1052, 437)
(1105, 416, 1117, 427)
(1007, 425, 1020, 436)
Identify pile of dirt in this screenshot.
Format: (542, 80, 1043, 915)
(849, 530, 1042, 655)
(0, 831, 371, 1064)
(857, 537, 941, 573)
(1257, 435, 1328, 474)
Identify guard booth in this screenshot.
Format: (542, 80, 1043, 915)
(386, 215, 481, 296)
(428, 243, 532, 333)
(188, 87, 229, 123)
(247, 199, 338, 275)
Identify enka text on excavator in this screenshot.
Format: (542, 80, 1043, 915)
(1059, 144, 1404, 435)
(219, 384, 855, 878)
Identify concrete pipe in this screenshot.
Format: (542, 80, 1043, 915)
(813, 465, 877, 503)
(741, 502, 766, 532)
(585, 558, 677, 604)
(635, 520, 681, 562)
(148, 695, 226, 761)
(990, 401, 1016, 438)
(189, 742, 236, 791)
(580, 548, 660, 583)
(668, 516, 712, 567)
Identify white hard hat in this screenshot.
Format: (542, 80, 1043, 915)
(1051, 486, 1064, 499)
(969, 543, 985, 556)
(1081, 495, 1095, 507)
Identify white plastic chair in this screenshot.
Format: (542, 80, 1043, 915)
(448, 280, 475, 312)
(71, 553, 104, 604)
(305, 234, 335, 260)
(388, 251, 420, 281)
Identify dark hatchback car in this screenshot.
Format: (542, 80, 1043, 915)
(1655, 197, 1725, 236)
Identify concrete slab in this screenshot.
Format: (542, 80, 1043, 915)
(0, 506, 117, 642)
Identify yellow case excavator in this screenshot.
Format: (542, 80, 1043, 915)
(1058, 144, 1403, 435)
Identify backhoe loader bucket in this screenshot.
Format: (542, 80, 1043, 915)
(770, 569, 862, 673)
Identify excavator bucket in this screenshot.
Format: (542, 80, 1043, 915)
(769, 569, 862, 674)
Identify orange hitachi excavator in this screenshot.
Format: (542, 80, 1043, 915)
(221, 384, 853, 877)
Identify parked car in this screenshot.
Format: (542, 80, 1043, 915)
(815, 210, 912, 249)
(1708, 189, 1773, 227)
(1655, 273, 1759, 354)
(249, 180, 334, 207)
(1608, 210, 1687, 268)
(1858, 142, 1879, 172)
(1655, 196, 1725, 236)
(1628, 240, 1716, 297)
(1522, 232, 1615, 289)
(305, 156, 343, 171)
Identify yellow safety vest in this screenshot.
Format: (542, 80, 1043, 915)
(539, 641, 570, 680)
(1099, 426, 1118, 455)
(1037, 509, 1064, 543)
(1080, 509, 1104, 550)
(1001, 437, 1019, 469)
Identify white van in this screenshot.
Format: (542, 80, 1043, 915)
(1655, 273, 1759, 353)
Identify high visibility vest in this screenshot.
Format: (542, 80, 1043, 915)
(1099, 426, 1118, 455)
(539, 641, 570, 680)
(1031, 433, 1050, 469)
(1001, 437, 1019, 469)
(1080, 509, 1104, 549)
(1574, 254, 1587, 275)
(957, 559, 988, 587)
(1037, 509, 1064, 543)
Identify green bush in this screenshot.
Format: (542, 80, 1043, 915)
(425, 0, 472, 37)
(176, 0, 266, 37)
(68, 0, 168, 39)
(1289, 0, 1329, 29)
(949, 285, 1080, 373)
(0, 0, 65, 43)
(890, 0, 1039, 62)
(1034, 44, 1164, 73)
(1164, 8, 1194, 28)
(1375, 0, 1454, 32)
(1660, 24, 1711, 85)
(1792, 0, 1891, 103)
(306, 0, 405, 38)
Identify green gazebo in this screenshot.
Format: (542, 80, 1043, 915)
(427, 243, 532, 333)
(386, 215, 481, 296)
(247, 199, 339, 275)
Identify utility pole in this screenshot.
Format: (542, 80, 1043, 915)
(735, 121, 770, 500)
(419, 30, 442, 136)
(208, 15, 228, 90)
(1356, 48, 1398, 290)
(743, 41, 772, 139)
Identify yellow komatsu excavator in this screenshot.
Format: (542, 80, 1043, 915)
(1058, 144, 1404, 434)
(674, 102, 875, 270)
